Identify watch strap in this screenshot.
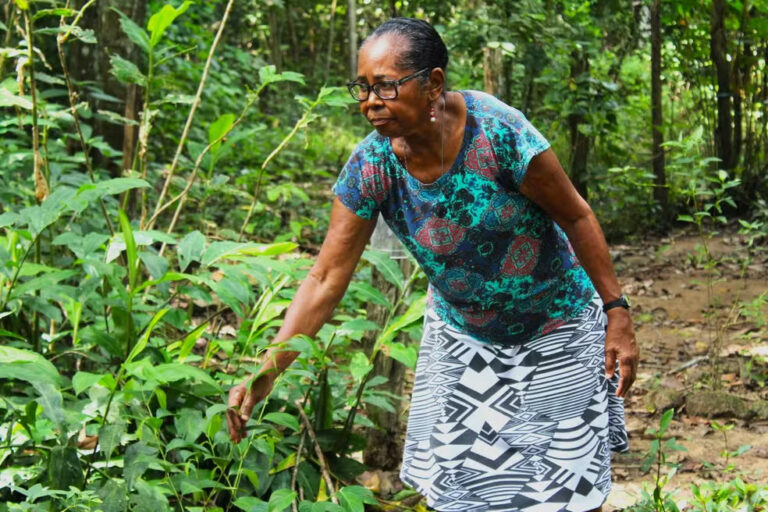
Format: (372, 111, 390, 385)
(602, 294, 630, 312)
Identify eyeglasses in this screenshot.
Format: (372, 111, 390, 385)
(346, 67, 431, 101)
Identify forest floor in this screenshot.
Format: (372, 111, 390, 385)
(603, 228, 768, 510)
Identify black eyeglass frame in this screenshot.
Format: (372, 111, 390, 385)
(346, 67, 432, 101)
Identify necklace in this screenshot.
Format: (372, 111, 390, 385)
(401, 95, 446, 184)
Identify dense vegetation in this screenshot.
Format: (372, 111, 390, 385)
(0, 0, 766, 510)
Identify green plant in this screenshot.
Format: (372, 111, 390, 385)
(629, 408, 686, 512)
(708, 421, 751, 474)
(690, 478, 768, 511)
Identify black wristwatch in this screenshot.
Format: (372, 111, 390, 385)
(602, 294, 630, 313)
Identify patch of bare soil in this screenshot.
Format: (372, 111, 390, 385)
(606, 228, 768, 510)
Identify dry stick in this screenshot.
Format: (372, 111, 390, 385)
(149, 90, 261, 250)
(56, 0, 114, 235)
(296, 404, 338, 504)
(237, 101, 319, 241)
(290, 429, 307, 512)
(148, 0, 236, 229)
(22, 9, 46, 203)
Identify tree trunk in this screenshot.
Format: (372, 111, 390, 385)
(347, 0, 357, 79)
(70, 0, 146, 177)
(323, 0, 338, 83)
(650, 0, 667, 223)
(568, 49, 590, 200)
(362, 260, 413, 470)
(483, 46, 504, 100)
(710, 0, 734, 169)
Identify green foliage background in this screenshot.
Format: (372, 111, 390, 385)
(0, 0, 766, 510)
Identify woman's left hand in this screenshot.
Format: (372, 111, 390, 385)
(604, 308, 639, 397)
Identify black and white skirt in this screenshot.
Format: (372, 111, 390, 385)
(400, 296, 628, 512)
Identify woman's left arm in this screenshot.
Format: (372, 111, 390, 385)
(520, 148, 639, 398)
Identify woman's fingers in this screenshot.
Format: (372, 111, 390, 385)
(227, 383, 247, 442)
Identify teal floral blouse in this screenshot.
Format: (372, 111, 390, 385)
(333, 90, 595, 345)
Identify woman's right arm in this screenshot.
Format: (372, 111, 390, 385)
(227, 198, 377, 441)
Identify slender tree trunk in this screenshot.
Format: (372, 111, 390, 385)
(483, 46, 504, 100)
(568, 50, 590, 200)
(347, 0, 357, 78)
(72, 0, 147, 177)
(323, 0, 338, 83)
(710, 0, 734, 169)
(362, 260, 413, 470)
(650, 0, 667, 223)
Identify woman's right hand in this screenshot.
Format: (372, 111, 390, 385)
(227, 372, 276, 443)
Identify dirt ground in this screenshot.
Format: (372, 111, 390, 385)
(604, 228, 768, 510)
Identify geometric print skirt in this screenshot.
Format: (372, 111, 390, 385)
(400, 296, 629, 512)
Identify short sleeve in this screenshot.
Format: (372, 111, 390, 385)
(481, 95, 551, 190)
(332, 139, 390, 220)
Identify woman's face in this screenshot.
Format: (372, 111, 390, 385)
(355, 35, 432, 138)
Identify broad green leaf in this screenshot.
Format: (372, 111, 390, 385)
(269, 452, 297, 474)
(175, 408, 204, 442)
(125, 308, 168, 364)
(97, 479, 128, 512)
(13, 0, 29, 10)
(76, 178, 149, 206)
(19, 187, 74, 236)
(124, 441, 158, 491)
(347, 282, 390, 308)
(113, 8, 150, 53)
(60, 24, 97, 44)
(659, 408, 674, 433)
(99, 422, 126, 460)
(363, 251, 405, 290)
(268, 489, 297, 512)
(31, 8, 74, 21)
(234, 497, 268, 512)
(177, 230, 206, 271)
(144, 362, 222, 393)
(178, 322, 208, 362)
(0, 329, 25, 341)
(0, 211, 21, 228)
(47, 446, 83, 490)
(209, 113, 236, 156)
(131, 479, 170, 511)
(147, 2, 192, 48)
(209, 277, 251, 316)
(375, 294, 426, 349)
(0, 87, 32, 109)
(72, 371, 103, 395)
(0, 346, 60, 387)
(11, 269, 78, 298)
(119, 210, 139, 291)
(139, 251, 169, 279)
(336, 485, 376, 512)
(263, 412, 300, 432)
(110, 54, 147, 86)
(349, 351, 372, 381)
(386, 341, 417, 369)
(236, 242, 298, 257)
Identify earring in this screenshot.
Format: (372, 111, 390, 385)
(429, 105, 437, 123)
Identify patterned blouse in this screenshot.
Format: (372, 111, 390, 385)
(333, 90, 595, 345)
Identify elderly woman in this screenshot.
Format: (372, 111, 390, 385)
(228, 17, 638, 512)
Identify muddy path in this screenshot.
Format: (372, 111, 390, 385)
(605, 229, 768, 509)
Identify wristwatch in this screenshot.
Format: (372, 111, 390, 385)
(602, 294, 630, 313)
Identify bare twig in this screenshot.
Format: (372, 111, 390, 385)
(290, 429, 307, 512)
(296, 404, 338, 504)
(148, 0, 236, 228)
(238, 99, 322, 241)
(148, 88, 260, 247)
